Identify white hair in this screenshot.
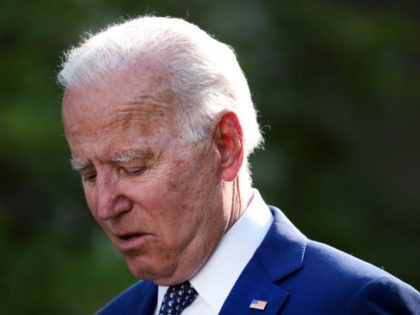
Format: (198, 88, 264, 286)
(58, 16, 263, 173)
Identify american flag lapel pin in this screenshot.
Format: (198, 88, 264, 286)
(249, 299, 268, 310)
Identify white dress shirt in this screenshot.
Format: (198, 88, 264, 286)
(154, 190, 273, 315)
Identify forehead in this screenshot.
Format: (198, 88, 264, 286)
(62, 68, 182, 159)
(62, 66, 178, 134)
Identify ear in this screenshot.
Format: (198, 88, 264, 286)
(215, 112, 244, 182)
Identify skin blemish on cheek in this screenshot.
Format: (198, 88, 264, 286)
(167, 180, 178, 191)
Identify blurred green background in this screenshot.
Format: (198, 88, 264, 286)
(1, 0, 419, 314)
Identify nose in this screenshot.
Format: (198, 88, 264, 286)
(95, 173, 132, 220)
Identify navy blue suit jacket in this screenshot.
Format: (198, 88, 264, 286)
(97, 206, 420, 314)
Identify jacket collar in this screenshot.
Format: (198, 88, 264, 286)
(219, 206, 307, 314)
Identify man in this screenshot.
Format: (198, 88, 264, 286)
(58, 16, 420, 314)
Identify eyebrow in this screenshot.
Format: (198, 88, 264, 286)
(111, 151, 149, 163)
(70, 159, 90, 172)
(69, 151, 149, 172)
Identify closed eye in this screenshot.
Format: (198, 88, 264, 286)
(122, 167, 146, 176)
(82, 172, 97, 183)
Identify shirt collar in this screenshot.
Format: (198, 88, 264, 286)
(189, 189, 272, 313)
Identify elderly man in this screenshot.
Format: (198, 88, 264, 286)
(59, 16, 419, 315)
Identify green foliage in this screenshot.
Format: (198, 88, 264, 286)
(1, 1, 418, 314)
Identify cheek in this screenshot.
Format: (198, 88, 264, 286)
(166, 161, 200, 198)
(165, 157, 221, 214)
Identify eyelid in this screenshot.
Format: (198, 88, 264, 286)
(112, 154, 149, 172)
(122, 166, 146, 175)
(81, 170, 97, 182)
(71, 162, 96, 182)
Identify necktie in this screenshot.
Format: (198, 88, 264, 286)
(159, 281, 198, 315)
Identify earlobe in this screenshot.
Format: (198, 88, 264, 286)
(216, 112, 244, 182)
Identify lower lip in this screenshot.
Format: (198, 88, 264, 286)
(115, 234, 152, 252)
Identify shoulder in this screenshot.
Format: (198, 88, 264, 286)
(304, 239, 415, 289)
(96, 280, 157, 315)
(261, 206, 420, 313)
(285, 240, 420, 313)
(345, 276, 420, 314)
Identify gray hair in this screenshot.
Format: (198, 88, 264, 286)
(58, 15, 263, 160)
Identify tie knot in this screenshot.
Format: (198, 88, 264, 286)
(159, 281, 198, 315)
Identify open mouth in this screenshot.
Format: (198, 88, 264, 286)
(113, 232, 153, 252)
(120, 233, 142, 241)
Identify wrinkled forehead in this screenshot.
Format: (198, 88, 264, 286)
(61, 66, 179, 141)
(63, 62, 174, 114)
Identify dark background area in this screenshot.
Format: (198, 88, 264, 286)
(1, 1, 419, 314)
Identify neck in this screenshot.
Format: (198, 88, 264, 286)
(224, 175, 253, 231)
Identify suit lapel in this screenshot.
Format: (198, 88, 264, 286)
(219, 258, 290, 314)
(129, 281, 157, 315)
(136, 286, 157, 315)
(219, 206, 307, 314)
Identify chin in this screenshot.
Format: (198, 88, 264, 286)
(126, 259, 152, 279)
(125, 256, 170, 282)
